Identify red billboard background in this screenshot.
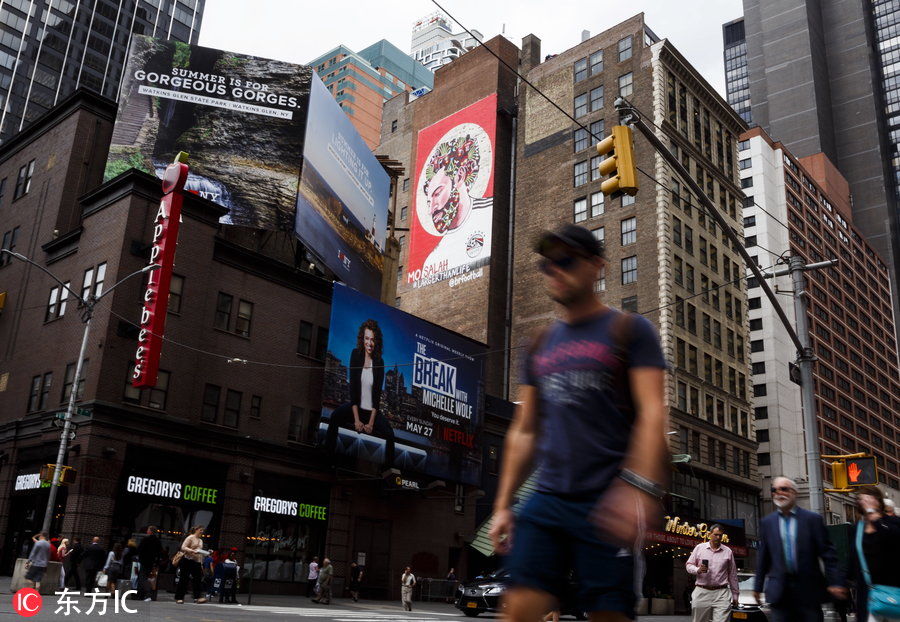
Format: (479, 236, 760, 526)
(407, 94, 497, 289)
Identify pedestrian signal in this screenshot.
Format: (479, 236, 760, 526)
(846, 456, 878, 485)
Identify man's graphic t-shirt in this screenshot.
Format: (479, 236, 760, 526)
(522, 310, 667, 497)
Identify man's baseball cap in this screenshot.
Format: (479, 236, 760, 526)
(536, 224, 604, 258)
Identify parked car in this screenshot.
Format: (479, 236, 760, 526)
(454, 569, 586, 619)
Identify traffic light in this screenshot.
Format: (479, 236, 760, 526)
(831, 461, 848, 489)
(596, 125, 638, 197)
(847, 456, 878, 485)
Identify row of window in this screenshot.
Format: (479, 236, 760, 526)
(574, 73, 633, 118)
(44, 262, 106, 322)
(572, 35, 632, 84)
(674, 337, 748, 400)
(666, 72, 736, 174)
(678, 426, 752, 477)
(26, 360, 88, 413)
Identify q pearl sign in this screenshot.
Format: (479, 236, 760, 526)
(132, 155, 189, 388)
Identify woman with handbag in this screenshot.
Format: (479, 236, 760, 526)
(851, 485, 900, 621)
(174, 525, 208, 604)
(103, 543, 125, 594)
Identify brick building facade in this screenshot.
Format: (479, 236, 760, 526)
(0, 91, 499, 597)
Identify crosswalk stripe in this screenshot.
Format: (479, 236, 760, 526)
(203, 603, 458, 619)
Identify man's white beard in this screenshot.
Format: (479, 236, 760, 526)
(773, 497, 790, 508)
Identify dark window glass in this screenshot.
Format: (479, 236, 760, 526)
(148, 370, 169, 410)
(201, 384, 220, 422)
(214, 293, 233, 330)
(235, 300, 253, 337)
(315, 327, 329, 360)
(223, 389, 241, 427)
(298, 321, 313, 356)
(250, 395, 262, 419)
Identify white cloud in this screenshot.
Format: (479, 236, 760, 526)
(198, 0, 742, 96)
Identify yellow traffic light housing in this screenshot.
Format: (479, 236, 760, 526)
(831, 461, 848, 490)
(596, 125, 639, 197)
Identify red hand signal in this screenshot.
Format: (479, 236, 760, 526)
(848, 462, 863, 483)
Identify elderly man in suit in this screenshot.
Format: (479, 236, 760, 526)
(753, 476, 847, 622)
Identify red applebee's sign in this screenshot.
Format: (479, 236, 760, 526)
(132, 157, 189, 387)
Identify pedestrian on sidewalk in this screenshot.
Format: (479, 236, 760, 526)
(82, 537, 106, 592)
(306, 556, 320, 598)
(68, 537, 83, 591)
(754, 476, 847, 622)
(685, 524, 738, 621)
(57, 538, 72, 589)
(489, 224, 669, 622)
(103, 542, 125, 594)
(24, 532, 51, 591)
(401, 566, 416, 611)
(313, 558, 333, 604)
(174, 525, 208, 605)
(348, 561, 363, 602)
(136, 526, 162, 601)
(848, 485, 900, 622)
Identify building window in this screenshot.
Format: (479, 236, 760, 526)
(618, 35, 633, 61)
(575, 93, 589, 117)
(298, 321, 313, 356)
(574, 161, 588, 186)
(223, 389, 241, 427)
(250, 395, 262, 419)
(214, 292, 233, 330)
(201, 384, 220, 422)
(621, 256, 637, 284)
(622, 296, 638, 312)
(684, 226, 694, 254)
(741, 177, 753, 188)
(590, 155, 602, 181)
(148, 370, 170, 410)
(123, 363, 141, 404)
(235, 300, 253, 337)
(574, 57, 588, 82)
(590, 50, 603, 75)
(45, 284, 70, 322)
(315, 326, 329, 360)
(590, 191, 604, 217)
(750, 339, 764, 353)
(618, 72, 633, 97)
(391, 119, 397, 132)
(61, 360, 87, 403)
(402, 178, 409, 192)
(488, 445, 500, 475)
(590, 86, 604, 112)
(574, 197, 587, 223)
(288, 406, 305, 441)
(621, 217, 636, 245)
(758, 452, 771, 466)
(574, 128, 590, 151)
(752, 361, 766, 375)
(400, 206, 408, 221)
(622, 194, 635, 207)
(739, 158, 752, 170)
(28, 374, 44, 412)
(13, 159, 34, 200)
(595, 266, 607, 292)
(1, 226, 19, 265)
(673, 217, 682, 246)
(753, 383, 768, 397)
(168, 274, 184, 313)
(81, 262, 107, 300)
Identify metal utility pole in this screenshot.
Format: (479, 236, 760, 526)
(615, 98, 833, 516)
(1, 249, 158, 533)
(763, 257, 837, 517)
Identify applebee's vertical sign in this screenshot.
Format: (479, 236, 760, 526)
(132, 153, 189, 388)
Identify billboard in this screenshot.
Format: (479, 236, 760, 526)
(407, 94, 498, 289)
(105, 36, 312, 231)
(296, 74, 389, 298)
(319, 284, 485, 485)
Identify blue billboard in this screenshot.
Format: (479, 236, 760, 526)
(296, 74, 389, 298)
(319, 284, 485, 485)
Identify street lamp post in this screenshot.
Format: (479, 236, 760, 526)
(0, 248, 159, 534)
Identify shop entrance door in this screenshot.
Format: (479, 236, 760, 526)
(353, 518, 391, 600)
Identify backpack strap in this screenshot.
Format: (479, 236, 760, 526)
(610, 311, 636, 419)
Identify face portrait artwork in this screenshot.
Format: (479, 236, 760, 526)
(407, 94, 498, 289)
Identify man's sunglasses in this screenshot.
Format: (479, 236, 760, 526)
(538, 254, 585, 274)
(771, 486, 794, 493)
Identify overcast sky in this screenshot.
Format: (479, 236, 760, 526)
(199, 0, 743, 96)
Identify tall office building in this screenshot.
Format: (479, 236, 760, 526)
(722, 18, 750, 124)
(513, 16, 756, 607)
(310, 40, 433, 149)
(0, 0, 204, 142)
(728, 0, 900, 348)
(740, 127, 900, 519)
(410, 11, 482, 72)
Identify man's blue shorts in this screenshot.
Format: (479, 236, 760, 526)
(507, 491, 636, 618)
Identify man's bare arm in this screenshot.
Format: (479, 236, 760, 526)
(620, 367, 668, 485)
(493, 385, 540, 512)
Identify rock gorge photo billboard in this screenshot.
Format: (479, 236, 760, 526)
(106, 36, 311, 231)
(296, 75, 389, 298)
(407, 94, 497, 289)
(319, 284, 485, 485)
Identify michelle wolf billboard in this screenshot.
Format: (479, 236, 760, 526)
(296, 74, 389, 298)
(105, 36, 311, 231)
(319, 284, 485, 484)
(407, 94, 497, 289)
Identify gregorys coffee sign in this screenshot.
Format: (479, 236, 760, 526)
(126, 475, 218, 504)
(664, 516, 731, 543)
(253, 495, 327, 520)
(14, 473, 49, 491)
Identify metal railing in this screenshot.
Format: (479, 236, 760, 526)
(415, 578, 459, 602)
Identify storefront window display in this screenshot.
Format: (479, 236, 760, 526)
(110, 447, 225, 563)
(3, 465, 66, 572)
(244, 473, 329, 583)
